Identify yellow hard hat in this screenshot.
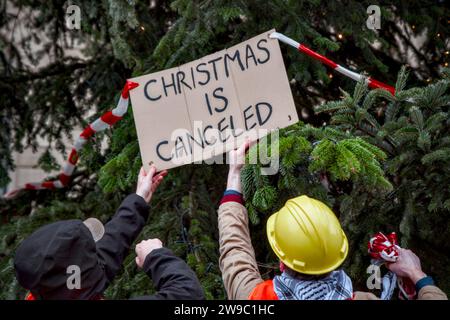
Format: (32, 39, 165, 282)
(266, 195, 348, 275)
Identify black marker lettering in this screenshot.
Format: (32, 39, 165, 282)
(188, 129, 205, 150)
(243, 105, 256, 130)
(228, 116, 244, 138)
(204, 92, 213, 116)
(196, 63, 210, 86)
(162, 73, 177, 97)
(224, 50, 245, 77)
(212, 87, 228, 113)
(208, 56, 223, 81)
(156, 140, 172, 161)
(245, 44, 258, 69)
(203, 125, 215, 145)
(257, 39, 270, 64)
(256, 102, 272, 125)
(190, 66, 196, 89)
(218, 117, 230, 143)
(174, 136, 188, 158)
(204, 87, 228, 115)
(143, 79, 162, 101)
(176, 70, 192, 94)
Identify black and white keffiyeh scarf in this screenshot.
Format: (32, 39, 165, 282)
(273, 269, 353, 300)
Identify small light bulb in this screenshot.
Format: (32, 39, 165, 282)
(337, 34, 343, 39)
(140, 26, 145, 31)
(328, 74, 333, 79)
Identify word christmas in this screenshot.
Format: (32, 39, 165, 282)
(129, 29, 298, 171)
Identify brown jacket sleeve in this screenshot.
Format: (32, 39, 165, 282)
(218, 201, 263, 300)
(416, 285, 448, 300)
(354, 285, 448, 300)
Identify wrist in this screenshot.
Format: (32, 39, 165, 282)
(135, 191, 144, 199)
(408, 269, 427, 284)
(221, 189, 244, 205)
(228, 167, 242, 175)
(227, 169, 242, 191)
(415, 275, 435, 292)
(135, 190, 152, 203)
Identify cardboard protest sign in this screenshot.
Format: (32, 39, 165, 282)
(129, 29, 298, 171)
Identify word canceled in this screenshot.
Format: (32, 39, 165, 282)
(129, 29, 298, 171)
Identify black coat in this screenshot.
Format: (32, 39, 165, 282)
(98, 194, 205, 300)
(14, 194, 204, 300)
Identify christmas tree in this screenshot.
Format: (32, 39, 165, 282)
(1, 0, 449, 299)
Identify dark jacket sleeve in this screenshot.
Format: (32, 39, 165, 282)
(133, 247, 205, 300)
(96, 193, 149, 282)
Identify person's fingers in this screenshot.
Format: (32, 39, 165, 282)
(151, 182, 159, 193)
(138, 166, 146, 180)
(151, 173, 161, 182)
(151, 176, 164, 192)
(237, 140, 248, 154)
(152, 170, 167, 182)
(142, 166, 156, 188)
(247, 138, 257, 150)
(242, 138, 257, 156)
(147, 165, 157, 180)
(135, 256, 140, 267)
(159, 170, 168, 178)
(151, 171, 167, 192)
(401, 248, 412, 255)
(236, 137, 254, 158)
(137, 167, 145, 184)
(243, 138, 251, 150)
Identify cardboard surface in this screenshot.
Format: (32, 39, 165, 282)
(129, 29, 298, 171)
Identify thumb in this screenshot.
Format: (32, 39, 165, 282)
(144, 166, 157, 185)
(135, 256, 140, 267)
(147, 165, 157, 179)
(137, 166, 146, 185)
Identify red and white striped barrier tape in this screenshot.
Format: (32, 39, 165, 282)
(270, 32, 396, 95)
(368, 232, 416, 299)
(368, 232, 400, 262)
(4, 33, 396, 199)
(4, 81, 139, 199)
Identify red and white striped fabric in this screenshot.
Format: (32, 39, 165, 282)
(270, 32, 396, 95)
(368, 232, 416, 300)
(368, 232, 400, 262)
(4, 81, 139, 199)
(5, 33, 395, 199)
